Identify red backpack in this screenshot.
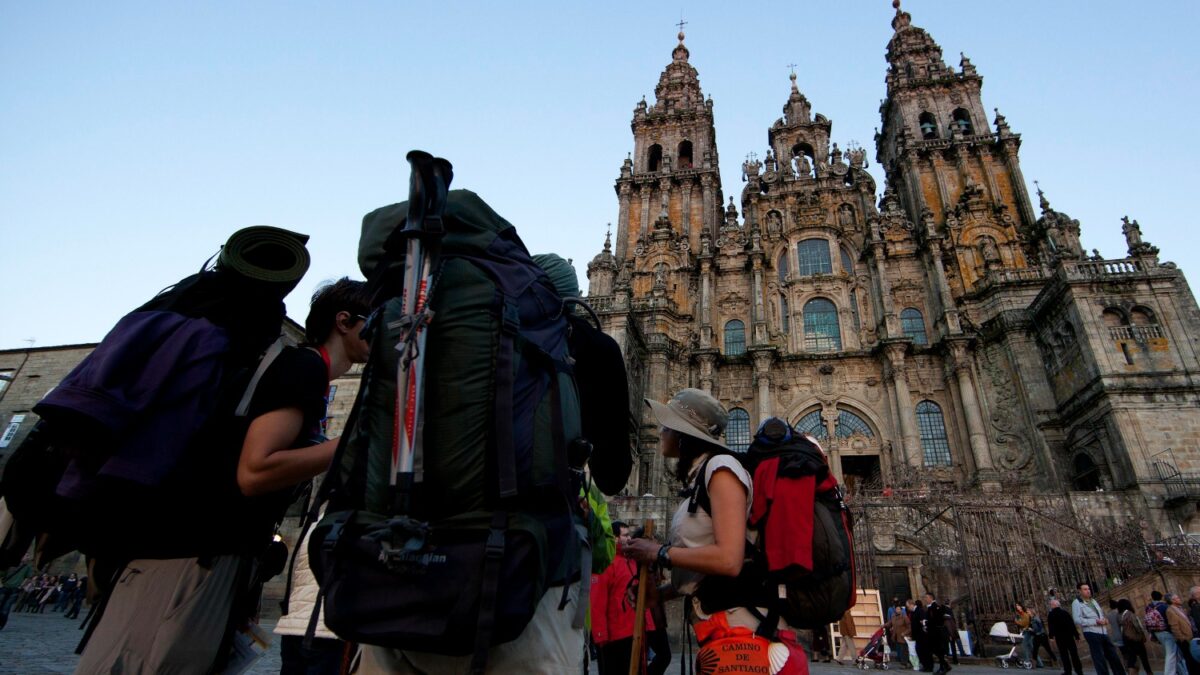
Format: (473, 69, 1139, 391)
(689, 417, 856, 635)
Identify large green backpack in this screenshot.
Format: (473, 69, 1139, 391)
(308, 190, 584, 666)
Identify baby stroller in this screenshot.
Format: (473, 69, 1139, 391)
(989, 621, 1032, 669)
(856, 627, 892, 670)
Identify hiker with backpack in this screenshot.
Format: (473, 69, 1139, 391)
(1147, 591, 1181, 675)
(1118, 598, 1153, 675)
(72, 275, 370, 675)
(624, 407, 852, 675)
(313, 172, 631, 674)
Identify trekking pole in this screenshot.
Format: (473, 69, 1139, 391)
(630, 519, 657, 675)
(391, 150, 452, 513)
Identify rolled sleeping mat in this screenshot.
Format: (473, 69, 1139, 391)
(216, 225, 311, 297)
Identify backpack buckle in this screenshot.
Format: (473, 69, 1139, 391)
(485, 528, 505, 558)
(500, 301, 520, 335)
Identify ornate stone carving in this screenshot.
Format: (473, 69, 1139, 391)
(980, 342, 1032, 471)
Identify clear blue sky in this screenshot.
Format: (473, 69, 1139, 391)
(2, 1, 1197, 349)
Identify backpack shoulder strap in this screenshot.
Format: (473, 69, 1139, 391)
(234, 337, 288, 418)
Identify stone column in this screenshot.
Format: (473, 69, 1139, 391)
(752, 260, 766, 344)
(616, 184, 632, 260)
(639, 188, 651, 238)
(701, 174, 715, 239)
(697, 353, 716, 395)
(948, 340, 995, 478)
(700, 260, 713, 347)
(681, 182, 692, 231)
(872, 241, 899, 338)
(927, 238, 961, 335)
(999, 140, 1037, 229)
(753, 351, 773, 421)
(884, 343, 920, 465)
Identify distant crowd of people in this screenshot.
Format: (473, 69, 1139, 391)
(0, 555, 88, 629)
(880, 582, 1200, 675)
(884, 592, 961, 673)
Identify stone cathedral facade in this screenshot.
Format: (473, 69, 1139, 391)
(587, 7, 1200, 542)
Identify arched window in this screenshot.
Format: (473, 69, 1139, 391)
(803, 298, 842, 352)
(901, 308, 928, 345)
(951, 108, 973, 135)
(1130, 306, 1156, 325)
(1101, 308, 1125, 327)
(780, 296, 790, 334)
(849, 291, 862, 332)
(1071, 454, 1102, 491)
(794, 410, 828, 440)
(836, 410, 874, 438)
(648, 144, 663, 173)
(919, 112, 939, 139)
(916, 400, 951, 466)
(726, 408, 751, 452)
(796, 239, 833, 276)
(724, 320, 746, 356)
(677, 140, 694, 169)
(840, 247, 855, 276)
(777, 251, 788, 283)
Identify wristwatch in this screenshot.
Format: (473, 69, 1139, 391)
(657, 544, 673, 569)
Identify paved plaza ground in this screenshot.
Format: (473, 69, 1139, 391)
(1, 610, 1101, 675)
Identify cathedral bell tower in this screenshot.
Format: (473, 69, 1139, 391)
(607, 29, 725, 345)
(875, 1, 1038, 300)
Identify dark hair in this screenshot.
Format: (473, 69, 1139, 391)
(612, 521, 628, 537)
(1152, 590, 1164, 601)
(1076, 581, 1089, 590)
(1117, 598, 1134, 614)
(672, 433, 729, 484)
(1108, 599, 1118, 609)
(305, 277, 370, 345)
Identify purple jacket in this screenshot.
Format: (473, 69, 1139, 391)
(35, 310, 234, 498)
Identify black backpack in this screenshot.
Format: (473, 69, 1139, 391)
(688, 417, 856, 635)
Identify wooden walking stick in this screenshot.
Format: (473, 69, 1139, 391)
(629, 519, 656, 675)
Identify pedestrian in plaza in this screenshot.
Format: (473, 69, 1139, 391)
(53, 573, 77, 612)
(1048, 597, 1084, 675)
(890, 600, 913, 668)
(590, 521, 657, 675)
(887, 597, 901, 623)
(945, 602, 964, 664)
(1118, 598, 1153, 675)
(14, 574, 39, 612)
(1072, 582, 1125, 675)
(924, 592, 952, 674)
(63, 574, 86, 620)
(813, 624, 835, 663)
(1031, 607, 1058, 668)
(913, 597, 933, 671)
(0, 554, 35, 629)
(1166, 593, 1197, 675)
(838, 611, 859, 664)
(1106, 600, 1126, 665)
(75, 277, 371, 675)
(1149, 591, 1182, 675)
(35, 574, 59, 613)
(1188, 588, 1200, 669)
(1018, 602, 1039, 666)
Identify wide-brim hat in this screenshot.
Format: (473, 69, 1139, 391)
(645, 388, 729, 449)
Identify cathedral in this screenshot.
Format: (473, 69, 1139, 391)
(587, 3, 1200, 605)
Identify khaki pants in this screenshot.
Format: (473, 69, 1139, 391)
(359, 583, 583, 674)
(75, 556, 241, 675)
